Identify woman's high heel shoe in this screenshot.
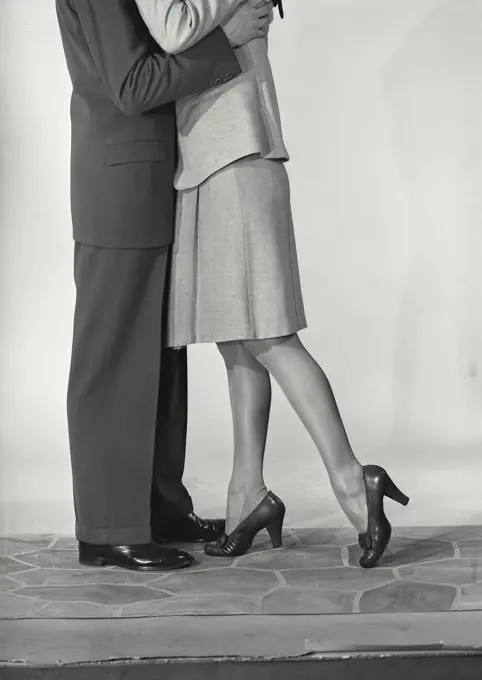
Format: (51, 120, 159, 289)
(358, 464, 409, 569)
(204, 491, 285, 558)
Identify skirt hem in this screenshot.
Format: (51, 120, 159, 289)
(166, 322, 308, 349)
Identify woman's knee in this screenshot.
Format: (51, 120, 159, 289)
(217, 340, 243, 356)
(216, 340, 253, 369)
(243, 333, 300, 358)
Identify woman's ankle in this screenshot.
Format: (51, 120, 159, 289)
(225, 484, 268, 534)
(327, 462, 367, 533)
(228, 479, 267, 500)
(329, 461, 364, 498)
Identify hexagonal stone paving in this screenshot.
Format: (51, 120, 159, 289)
(359, 581, 456, 613)
(282, 566, 396, 591)
(11, 568, 162, 587)
(13, 550, 84, 570)
(399, 559, 482, 586)
(0, 576, 21, 592)
(158, 568, 279, 596)
(235, 545, 343, 571)
(51, 537, 80, 551)
(13, 584, 172, 606)
(0, 556, 36, 576)
(36, 601, 124, 618)
(0, 536, 53, 556)
(391, 526, 482, 541)
(458, 539, 482, 559)
(458, 583, 482, 610)
(261, 587, 355, 614)
(1, 528, 482, 617)
(121, 594, 257, 616)
(0, 592, 49, 617)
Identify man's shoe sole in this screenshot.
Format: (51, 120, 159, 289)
(78, 556, 195, 571)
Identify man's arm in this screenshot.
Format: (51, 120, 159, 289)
(134, 0, 244, 55)
(68, 0, 241, 116)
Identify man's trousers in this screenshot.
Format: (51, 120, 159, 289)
(67, 243, 193, 545)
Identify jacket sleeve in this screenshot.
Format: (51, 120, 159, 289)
(69, 0, 241, 116)
(134, 0, 244, 54)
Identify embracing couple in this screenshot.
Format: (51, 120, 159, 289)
(56, 0, 409, 573)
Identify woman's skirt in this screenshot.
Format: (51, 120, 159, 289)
(166, 154, 307, 347)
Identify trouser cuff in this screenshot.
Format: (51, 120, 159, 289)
(75, 522, 152, 546)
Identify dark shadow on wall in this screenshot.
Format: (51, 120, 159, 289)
(382, 0, 482, 462)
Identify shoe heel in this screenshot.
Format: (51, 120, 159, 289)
(384, 474, 409, 506)
(79, 558, 108, 568)
(266, 511, 285, 549)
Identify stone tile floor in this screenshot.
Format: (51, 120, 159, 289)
(1, 526, 482, 618)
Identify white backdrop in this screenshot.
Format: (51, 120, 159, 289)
(1, 0, 482, 535)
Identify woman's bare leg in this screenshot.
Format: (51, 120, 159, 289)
(217, 341, 271, 534)
(242, 333, 367, 533)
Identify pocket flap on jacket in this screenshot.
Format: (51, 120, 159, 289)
(106, 141, 167, 166)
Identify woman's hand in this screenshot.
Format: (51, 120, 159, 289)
(222, 1, 274, 48)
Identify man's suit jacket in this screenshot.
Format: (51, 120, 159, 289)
(56, 0, 242, 249)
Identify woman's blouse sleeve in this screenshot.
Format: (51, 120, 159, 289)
(134, 0, 245, 54)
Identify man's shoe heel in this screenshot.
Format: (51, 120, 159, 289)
(384, 474, 409, 506)
(266, 510, 285, 549)
(79, 557, 108, 568)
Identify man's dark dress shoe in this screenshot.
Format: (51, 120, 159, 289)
(78, 542, 194, 571)
(153, 512, 225, 543)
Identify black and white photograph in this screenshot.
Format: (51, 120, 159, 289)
(1, 0, 482, 678)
